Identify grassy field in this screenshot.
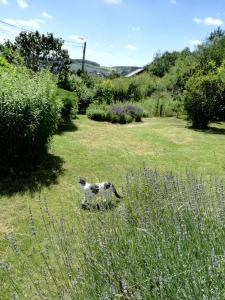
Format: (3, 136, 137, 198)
(0, 116, 225, 298)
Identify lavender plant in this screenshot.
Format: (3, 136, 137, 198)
(2, 168, 225, 299)
(87, 102, 143, 124)
(109, 104, 143, 123)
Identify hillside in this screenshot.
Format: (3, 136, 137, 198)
(70, 59, 141, 76)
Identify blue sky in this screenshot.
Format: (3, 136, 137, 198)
(1, 0, 225, 66)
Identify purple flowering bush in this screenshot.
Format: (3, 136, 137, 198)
(108, 104, 143, 123)
(87, 102, 144, 124)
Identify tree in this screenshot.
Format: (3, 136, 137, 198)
(196, 27, 225, 73)
(207, 27, 225, 43)
(0, 42, 24, 66)
(184, 71, 225, 129)
(146, 50, 179, 77)
(12, 31, 71, 74)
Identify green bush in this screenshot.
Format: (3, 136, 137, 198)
(0, 55, 12, 69)
(55, 88, 78, 122)
(94, 84, 114, 104)
(69, 75, 94, 114)
(127, 81, 142, 101)
(184, 71, 225, 128)
(0, 68, 61, 170)
(87, 102, 143, 124)
(86, 103, 108, 121)
(140, 91, 182, 117)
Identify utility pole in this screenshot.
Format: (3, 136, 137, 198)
(81, 41, 86, 74)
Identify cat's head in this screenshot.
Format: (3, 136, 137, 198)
(78, 177, 86, 186)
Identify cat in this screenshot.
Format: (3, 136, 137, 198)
(78, 178, 122, 208)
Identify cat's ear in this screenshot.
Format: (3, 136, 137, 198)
(78, 177, 86, 185)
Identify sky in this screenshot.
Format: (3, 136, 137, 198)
(1, 0, 225, 67)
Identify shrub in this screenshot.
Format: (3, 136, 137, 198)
(184, 72, 225, 128)
(0, 68, 61, 170)
(140, 91, 184, 117)
(87, 103, 143, 124)
(0, 55, 12, 69)
(86, 103, 108, 121)
(70, 76, 94, 114)
(62, 74, 94, 114)
(55, 88, 78, 122)
(125, 104, 143, 121)
(127, 81, 142, 101)
(108, 104, 143, 124)
(94, 84, 114, 104)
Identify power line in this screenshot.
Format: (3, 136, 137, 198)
(0, 19, 85, 47)
(0, 18, 87, 69)
(0, 28, 17, 35)
(0, 19, 33, 33)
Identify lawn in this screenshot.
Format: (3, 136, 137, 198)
(0, 116, 225, 297)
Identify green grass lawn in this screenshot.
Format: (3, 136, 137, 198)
(0, 116, 225, 297)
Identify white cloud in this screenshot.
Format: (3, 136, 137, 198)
(131, 26, 141, 32)
(193, 18, 202, 24)
(68, 35, 86, 43)
(17, 0, 28, 9)
(41, 11, 53, 19)
(190, 39, 202, 46)
(3, 18, 43, 29)
(124, 44, 137, 51)
(0, 0, 8, 5)
(170, 0, 176, 4)
(193, 17, 223, 26)
(104, 0, 122, 4)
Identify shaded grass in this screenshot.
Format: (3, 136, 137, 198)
(0, 116, 225, 297)
(0, 154, 65, 197)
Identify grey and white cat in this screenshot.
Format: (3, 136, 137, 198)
(79, 178, 122, 207)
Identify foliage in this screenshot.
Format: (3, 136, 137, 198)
(93, 81, 114, 104)
(87, 102, 143, 123)
(146, 50, 180, 77)
(163, 51, 198, 95)
(63, 74, 95, 114)
(0, 68, 61, 170)
(184, 68, 225, 128)
(55, 88, 78, 122)
(4, 168, 225, 299)
(140, 91, 184, 117)
(93, 75, 151, 104)
(86, 102, 109, 121)
(0, 55, 12, 69)
(110, 104, 143, 122)
(7, 31, 71, 76)
(196, 27, 225, 73)
(127, 81, 142, 101)
(0, 43, 24, 66)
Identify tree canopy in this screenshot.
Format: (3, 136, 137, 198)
(7, 31, 71, 74)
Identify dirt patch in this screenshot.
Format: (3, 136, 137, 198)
(83, 139, 164, 156)
(0, 218, 13, 234)
(164, 132, 197, 145)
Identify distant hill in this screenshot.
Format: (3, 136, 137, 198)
(70, 59, 141, 77)
(70, 59, 100, 67)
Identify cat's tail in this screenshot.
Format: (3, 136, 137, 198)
(112, 184, 122, 199)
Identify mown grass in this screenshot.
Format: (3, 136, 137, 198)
(0, 116, 225, 298)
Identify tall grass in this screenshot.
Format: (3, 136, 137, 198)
(140, 91, 184, 118)
(3, 168, 225, 299)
